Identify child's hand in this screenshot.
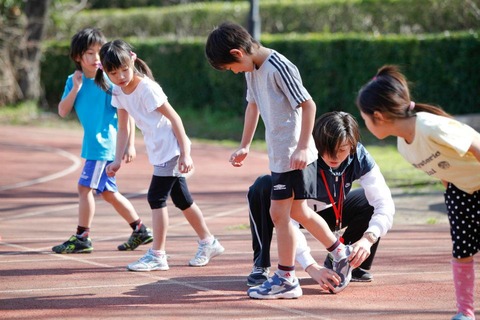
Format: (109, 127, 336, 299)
(106, 161, 121, 177)
(178, 154, 193, 173)
(123, 145, 136, 163)
(290, 148, 308, 170)
(72, 70, 83, 92)
(305, 263, 340, 292)
(229, 147, 249, 167)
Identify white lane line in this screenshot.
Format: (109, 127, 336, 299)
(0, 145, 82, 191)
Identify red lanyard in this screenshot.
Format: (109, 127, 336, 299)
(320, 170, 345, 231)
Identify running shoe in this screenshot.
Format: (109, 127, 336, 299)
(247, 272, 302, 299)
(451, 313, 474, 320)
(127, 249, 169, 272)
(117, 227, 153, 251)
(324, 253, 372, 282)
(52, 235, 93, 254)
(330, 245, 353, 293)
(189, 239, 225, 267)
(351, 267, 373, 282)
(247, 266, 270, 286)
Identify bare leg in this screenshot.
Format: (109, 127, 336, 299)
(151, 207, 168, 251)
(182, 202, 212, 240)
(101, 191, 140, 224)
(291, 201, 337, 247)
(270, 198, 295, 267)
(78, 184, 95, 227)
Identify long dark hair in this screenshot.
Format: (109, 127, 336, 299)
(95, 39, 154, 92)
(356, 65, 451, 122)
(313, 111, 360, 159)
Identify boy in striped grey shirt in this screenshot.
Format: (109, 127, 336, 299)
(206, 22, 353, 299)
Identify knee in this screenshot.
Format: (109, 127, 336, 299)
(147, 192, 168, 209)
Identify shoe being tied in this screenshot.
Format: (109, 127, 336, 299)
(127, 249, 169, 272)
(351, 267, 373, 282)
(189, 239, 225, 267)
(247, 272, 302, 299)
(118, 227, 153, 251)
(451, 313, 474, 320)
(247, 265, 270, 286)
(52, 235, 93, 254)
(330, 245, 353, 293)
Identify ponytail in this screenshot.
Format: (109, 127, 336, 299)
(357, 65, 452, 120)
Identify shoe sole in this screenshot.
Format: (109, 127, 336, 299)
(127, 265, 169, 272)
(351, 277, 372, 283)
(188, 247, 225, 267)
(52, 248, 93, 254)
(248, 286, 303, 299)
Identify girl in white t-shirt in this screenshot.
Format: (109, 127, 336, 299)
(95, 39, 224, 272)
(357, 65, 480, 320)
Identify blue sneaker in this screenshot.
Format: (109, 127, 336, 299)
(451, 313, 474, 320)
(247, 272, 302, 299)
(330, 245, 353, 293)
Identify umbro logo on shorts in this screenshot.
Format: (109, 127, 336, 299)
(273, 184, 286, 191)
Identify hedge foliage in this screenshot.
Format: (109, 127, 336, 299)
(46, 0, 480, 40)
(41, 0, 480, 140)
(42, 31, 480, 126)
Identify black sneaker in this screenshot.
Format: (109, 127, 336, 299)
(323, 253, 333, 269)
(118, 227, 153, 251)
(247, 265, 270, 286)
(52, 235, 93, 254)
(352, 268, 373, 282)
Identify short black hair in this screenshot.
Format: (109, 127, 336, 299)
(205, 22, 258, 70)
(70, 28, 106, 70)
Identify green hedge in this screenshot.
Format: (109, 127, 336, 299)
(42, 30, 480, 135)
(46, 0, 479, 40)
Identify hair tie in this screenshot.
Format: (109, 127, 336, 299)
(95, 61, 103, 71)
(130, 51, 137, 61)
(409, 101, 415, 111)
(372, 76, 377, 81)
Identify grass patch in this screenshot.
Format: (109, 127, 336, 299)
(1, 102, 442, 193)
(0, 101, 81, 129)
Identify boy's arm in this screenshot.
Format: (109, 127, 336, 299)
(106, 108, 130, 177)
(230, 102, 260, 167)
(58, 70, 83, 118)
(290, 99, 316, 170)
(156, 101, 193, 173)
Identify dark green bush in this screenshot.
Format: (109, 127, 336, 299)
(46, 0, 480, 40)
(42, 30, 480, 130)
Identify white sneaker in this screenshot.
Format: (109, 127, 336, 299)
(189, 239, 225, 267)
(127, 249, 169, 272)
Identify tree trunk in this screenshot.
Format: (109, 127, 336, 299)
(15, 0, 50, 102)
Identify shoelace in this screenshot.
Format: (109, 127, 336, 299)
(252, 266, 267, 274)
(194, 242, 208, 259)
